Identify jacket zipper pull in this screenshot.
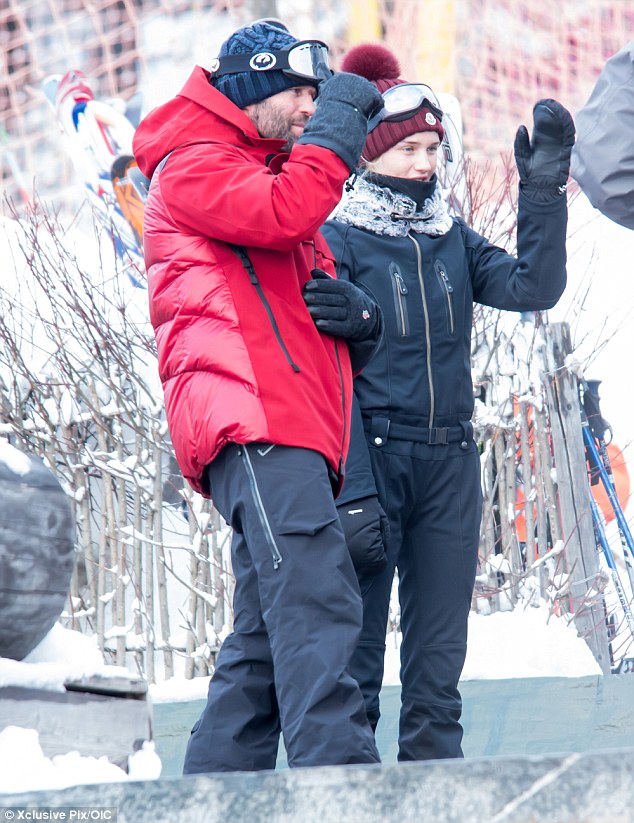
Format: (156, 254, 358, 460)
(439, 267, 453, 293)
(396, 272, 408, 295)
(389, 263, 408, 294)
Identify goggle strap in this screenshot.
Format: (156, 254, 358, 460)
(210, 53, 281, 77)
(210, 40, 328, 79)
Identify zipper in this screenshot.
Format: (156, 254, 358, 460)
(407, 234, 435, 428)
(434, 260, 455, 335)
(334, 337, 347, 480)
(252, 280, 301, 372)
(240, 446, 283, 569)
(389, 262, 410, 336)
(230, 244, 300, 373)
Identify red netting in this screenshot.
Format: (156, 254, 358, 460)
(1, 0, 633, 211)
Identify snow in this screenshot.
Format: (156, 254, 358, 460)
(390, 601, 602, 684)
(0, 598, 602, 793)
(0, 624, 128, 692)
(0, 440, 31, 476)
(0, 624, 161, 793)
(0, 727, 161, 793)
(0, 727, 125, 793)
(146, 600, 602, 708)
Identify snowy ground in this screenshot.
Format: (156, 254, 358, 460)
(0, 626, 162, 793)
(146, 599, 601, 706)
(0, 600, 602, 793)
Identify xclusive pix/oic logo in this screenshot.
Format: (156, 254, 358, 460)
(2, 809, 117, 821)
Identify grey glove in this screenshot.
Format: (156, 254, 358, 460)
(337, 495, 389, 576)
(298, 72, 384, 172)
(303, 269, 381, 342)
(514, 99, 576, 204)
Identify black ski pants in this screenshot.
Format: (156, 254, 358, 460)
(350, 430, 481, 761)
(183, 443, 380, 773)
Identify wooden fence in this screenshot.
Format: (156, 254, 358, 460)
(0, 207, 617, 680)
(474, 321, 611, 673)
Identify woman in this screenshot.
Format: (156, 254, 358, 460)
(316, 44, 574, 761)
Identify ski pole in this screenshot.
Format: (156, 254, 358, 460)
(594, 430, 634, 595)
(588, 490, 634, 639)
(580, 379, 634, 590)
(582, 423, 634, 593)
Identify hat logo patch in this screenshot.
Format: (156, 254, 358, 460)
(250, 52, 277, 71)
(425, 112, 437, 126)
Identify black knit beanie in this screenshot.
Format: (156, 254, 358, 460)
(211, 21, 312, 109)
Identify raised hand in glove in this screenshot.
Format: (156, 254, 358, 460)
(514, 99, 576, 204)
(298, 72, 384, 172)
(303, 269, 381, 342)
(337, 495, 389, 576)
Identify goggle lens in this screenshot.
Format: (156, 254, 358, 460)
(368, 83, 444, 133)
(286, 41, 330, 80)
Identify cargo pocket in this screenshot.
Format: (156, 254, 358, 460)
(267, 449, 338, 537)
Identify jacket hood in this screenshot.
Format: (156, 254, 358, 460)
(133, 66, 288, 177)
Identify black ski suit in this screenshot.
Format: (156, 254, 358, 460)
(322, 174, 567, 760)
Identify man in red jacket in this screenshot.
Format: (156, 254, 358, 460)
(133, 20, 384, 771)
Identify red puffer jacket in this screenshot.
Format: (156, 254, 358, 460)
(133, 67, 353, 496)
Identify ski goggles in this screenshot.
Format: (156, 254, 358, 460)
(209, 40, 331, 84)
(367, 83, 444, 133)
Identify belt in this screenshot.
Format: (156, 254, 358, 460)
(365, 415, 473, 447)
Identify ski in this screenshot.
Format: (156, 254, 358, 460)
(42, 69, 146, 288)
(110, 154, 149, 288)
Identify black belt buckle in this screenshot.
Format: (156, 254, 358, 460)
(429, 427, 449, 445)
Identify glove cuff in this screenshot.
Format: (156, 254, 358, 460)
(520, 181, 567, 205)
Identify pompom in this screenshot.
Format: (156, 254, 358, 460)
(341, 44, 401, 81)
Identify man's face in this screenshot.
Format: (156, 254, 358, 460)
(244, 85, 317, 150)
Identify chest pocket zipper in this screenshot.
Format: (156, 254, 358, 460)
(434, 260, 455, 335)
(230, 243, 301, 373)
(389, 262, 410, 336)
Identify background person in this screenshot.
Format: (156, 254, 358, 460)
(571, 40, 634, 230)
(133, 21, 385, 772)
(315, 43, 574, 762)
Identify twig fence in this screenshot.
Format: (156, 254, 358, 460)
(0, 204, 618, 680)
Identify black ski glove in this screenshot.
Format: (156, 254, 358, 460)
(303, 269, 381, 342)
(514, 99, 576, 204)
(337, 495, 389, 576)
(298, 72, 384, 172)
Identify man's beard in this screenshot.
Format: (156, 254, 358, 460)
(250, 98, 308, 150)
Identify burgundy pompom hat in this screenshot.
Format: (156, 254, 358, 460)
(341, 44, 445, 162)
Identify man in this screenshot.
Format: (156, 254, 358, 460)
(133, 21, 384, 771)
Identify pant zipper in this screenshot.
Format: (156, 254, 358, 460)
(240, 446, 283, 569)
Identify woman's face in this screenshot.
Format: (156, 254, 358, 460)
(369, 130, 440, 180)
